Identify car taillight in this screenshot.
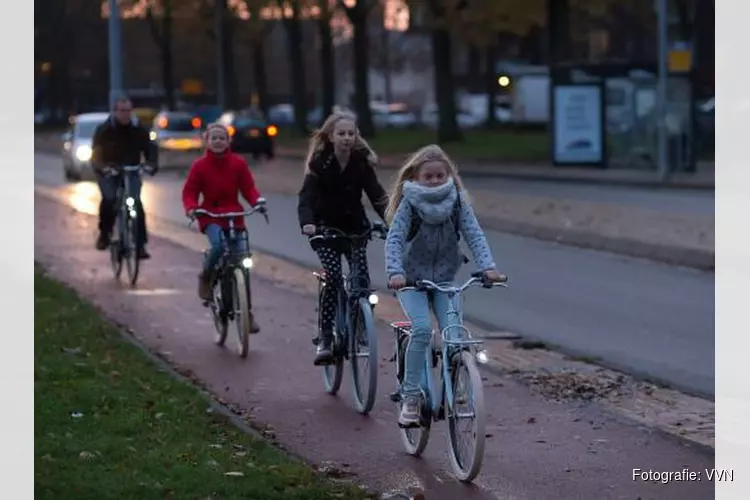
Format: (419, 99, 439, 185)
(266, 125, 278, 137)
(227, 125, 236, 137)
(191, 117, 201, 129)
(156, 116, 168, 129)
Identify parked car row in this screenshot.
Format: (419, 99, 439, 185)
(272, 100, 513, 130)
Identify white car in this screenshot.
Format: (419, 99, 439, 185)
(61, 112, 109, 181)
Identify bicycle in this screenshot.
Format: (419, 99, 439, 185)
(308, 222, 388, 415)
(107, 164, 154, 286)
(189, 202, 268, 358)
(389, 272, 508, 483)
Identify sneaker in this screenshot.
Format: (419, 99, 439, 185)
(198, 272, 212, 301)
(313, 337, 334, 366)
(398, 395, 421, 428)
(95, 233, 110, 251)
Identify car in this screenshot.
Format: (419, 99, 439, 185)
(372, 102, 418, 129)
(217, 109, 277, 159)
(150, 111, 204, 153)
(61, 112, 109, 181)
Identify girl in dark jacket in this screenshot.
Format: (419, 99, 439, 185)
(298, 111, 388, 365)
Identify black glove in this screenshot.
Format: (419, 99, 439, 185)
(147, 164, 158, 176)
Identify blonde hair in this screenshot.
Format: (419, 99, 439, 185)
(384, 144, 468, 224)
(303, 111, 377, 174)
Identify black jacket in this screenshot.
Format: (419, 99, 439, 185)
(298, 146, 388, 233)
(91, 117, 156, 172)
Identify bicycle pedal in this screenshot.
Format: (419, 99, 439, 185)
(389, 391, 402, 403)
(312, 337, 320, 346)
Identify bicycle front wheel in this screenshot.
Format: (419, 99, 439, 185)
(231, 268, 251, 358)
(349, 297, 378, 414)
(447, 350, 487, 483)
(124, 210, 140, 286)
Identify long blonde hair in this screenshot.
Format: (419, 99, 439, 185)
(384, 144, 468, 224)
(304, 110, 377, 174)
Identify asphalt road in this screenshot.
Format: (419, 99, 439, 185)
(34, 152, 715, 397)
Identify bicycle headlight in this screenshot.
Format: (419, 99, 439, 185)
(368, 293, 379, 306)
(128, 210, 137, 218)
(125, 197, 135, 207)
(75, 145, 92, 161)
(241, 257, 253, 269)
(476, 349, 489, 364)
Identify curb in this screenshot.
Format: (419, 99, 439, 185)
(274, 148, 714, 191)
(33, 143, 714, 271)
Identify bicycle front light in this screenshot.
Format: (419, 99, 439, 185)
(241, 257, 254, 269)
(75, 145, 92, 162)
(125, 197, 135, 207)
(476, 349, 489, 365)
(368, 293, 379, 306)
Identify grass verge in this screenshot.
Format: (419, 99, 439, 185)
(34, 269, 371, 500)
(275, 127, 549, 163)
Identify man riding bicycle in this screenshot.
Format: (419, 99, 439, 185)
(91, 96, 157, 259)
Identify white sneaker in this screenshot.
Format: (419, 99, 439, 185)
(398, 395, 421, 428)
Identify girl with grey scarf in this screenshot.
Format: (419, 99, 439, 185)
(384, 144, 505, 428)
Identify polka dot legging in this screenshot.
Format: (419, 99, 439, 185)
(316, 242, 370, 336)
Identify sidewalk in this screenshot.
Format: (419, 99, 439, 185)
(276, 146, 715, 190)
(34, 192, 714, 499)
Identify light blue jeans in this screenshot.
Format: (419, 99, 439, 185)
(203, 224, 248, 273)
(397, 289, 463, 396)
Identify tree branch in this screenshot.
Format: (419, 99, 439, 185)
(145, 5, 165, 51)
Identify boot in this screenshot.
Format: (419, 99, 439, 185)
(198, 271, 212, 301)
(313, 332, 334, 366)
(248, 310, 260, 334)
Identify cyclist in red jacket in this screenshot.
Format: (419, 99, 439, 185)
(182, 122, 264, 332)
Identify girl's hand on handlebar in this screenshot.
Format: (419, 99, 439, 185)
(483, 269, 506, 283)
(186, 209, 197, 219)
(302, 224, 316, 236)
(388, 274, 406, 290)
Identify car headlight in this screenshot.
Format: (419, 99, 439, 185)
(75, 145, 92, 162)
(241, 257, 253, 269)
(368, 293, 379, 306)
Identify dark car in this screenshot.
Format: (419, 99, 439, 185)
(217, 109, 277, 159)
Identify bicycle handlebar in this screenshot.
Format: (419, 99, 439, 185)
(308, 222, 388, 243)
(398, 272, 508, 294)
(103, 163, 153, 177)
(188, 198, 269, 226)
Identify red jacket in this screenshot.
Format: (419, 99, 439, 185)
(181, 150, 261, 232)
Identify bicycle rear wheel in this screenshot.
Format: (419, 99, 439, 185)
(231, 268, 251, 358)
(350, 297, 378, 414)
(320, 283, 344, 394)
(211, 274, 229, 346)
(447, 350, 486, 483)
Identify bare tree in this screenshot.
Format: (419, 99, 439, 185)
(277, 0, 309, 134)
(336, 0, 379, 137)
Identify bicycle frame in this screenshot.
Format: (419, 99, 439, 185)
(396, 276, 505, 420)
(310, 226, 384, 354)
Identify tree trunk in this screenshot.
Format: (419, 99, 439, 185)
(547, 0, 570, 64)
(161, 3, 175, 110)
(467, 45, 481, 87)
(223, 16, 240, 108)
(430, 27, 461, 142)
(484, 43, 498, 129)
(282, 4, 308, 135)
(351, 5, 375, 137)
(252, 42, 270, 116)
(318, 15, 336, 115)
